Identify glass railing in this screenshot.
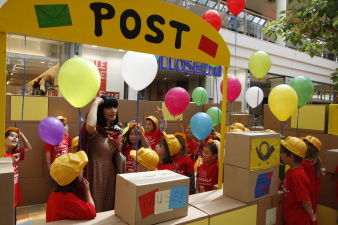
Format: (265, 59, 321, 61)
(161, 0, 337, 62)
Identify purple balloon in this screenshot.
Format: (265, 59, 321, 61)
(38, 117, 65, 146)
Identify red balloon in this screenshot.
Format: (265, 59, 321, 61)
(227, 0, 246, 16)
(165, 87, 190, 116)
(220, 77, 242, 102)
(201, 10, 222, 31)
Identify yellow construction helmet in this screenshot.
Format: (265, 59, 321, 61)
(231, 122, 245, 131)
(130, 148, 159, 171)
(230, 128, 243, 132)
(194, 158, 203, 173)
(213, 132, 221, 141)
(174, 132, 187, 143)
(56, 116, 67, 122)
(129, 122, 145, 133)
(145, 116, 158, 127)
(50, 151, 88, 186)
(71, 136, 79, 148)
(266, 129, 276, 133)
(163, 132, 180, 156)
(303, 135, 322, 151)
(281, 136, 307, 158)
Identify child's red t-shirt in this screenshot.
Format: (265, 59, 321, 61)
(301, 160, 321, 212)
(157, 162, 173, 171)
(282, 166, 311, 225)
(145, 129, 163, 150)
(186, 139, 198, 155)
(122, 145, 136, 173)
(44, 134, 71, 162)
(197, 161, 218, 193)
(172, 155, 194, 175)
(4, 148, 25, 207)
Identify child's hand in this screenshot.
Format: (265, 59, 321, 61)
(94, 97, 104, 105)
(81, 178, 90, 192)
(12, 153, 20, 165)
(156, 106, 164, 118)
(177, 118, 181, 123)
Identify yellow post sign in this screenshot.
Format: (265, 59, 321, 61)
(250, 138, 280, 171)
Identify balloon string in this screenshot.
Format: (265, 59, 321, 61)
(234, 16, 238, 78)
(215, 76, 220, 125)
(135, 91, 141, 172)
(280, 122, 284, 137)
(20, 35, 27, 134)
(296, 108, 299, 137)
(142, 87, 147, 127)
(78, 108, 83, 151)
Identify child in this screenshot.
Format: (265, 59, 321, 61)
(46, 151, 96, 222)
(177, 120, 198, 159)
(120, 123, 149, 173)
(302, 135, 323, 224)
(155, 132, 179, 171)
(280, 136, 314, 224)
(130, 147, 159, 172)
(145, 106, 167, 150)
(4, 127, 32, 209)
(71, 136, 79, 153)
(196, 139, 219, 193)
(173, 132, 195, 194)
(44, 116, 71, 171)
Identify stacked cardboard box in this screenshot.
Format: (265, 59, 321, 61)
(0, 157, 14, 225)
(223, 132, 280, 203)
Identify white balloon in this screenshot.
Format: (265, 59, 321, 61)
(245, 86, 264, 108)
(121, 51, 158, 91)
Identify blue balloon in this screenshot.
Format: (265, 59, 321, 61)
(190, 112, 213, 140)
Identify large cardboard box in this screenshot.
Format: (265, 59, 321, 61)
(189, 189, 224, 206)
(325, 149, 338, 174)
(328, 104, 338, 135)
(223, 165, 279, 203)
(0, 157, 14, 225)
(225, 132, 281, 171)
(290, 105, 329, 133)
(193, 196, 257, 225)
(263, 104, 291, 131)
(256, 192, 284, 225)
(318, 171, 338, 209)
(229, 114, 251, 127)
(115, 170, 190, 225)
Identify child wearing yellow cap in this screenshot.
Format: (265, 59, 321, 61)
(130, 148, 159, 172)
(46, 151, 96, 222)
(145, 106, 167, 150)
(155, 132, 179, 171)
(280, 136, 314, 224)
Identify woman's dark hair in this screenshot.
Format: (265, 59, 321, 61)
(205, 142, 218, 155)
(53, 177, 80, 194)
(281, 145, 302, 164)
(161, 139, 173, 164)
(175, 136, 187, 156)
(97, 95, 119, 128)
(5, 131, 19, 153)
(304, 140, 323, 177)
(122, 126, 142, 154)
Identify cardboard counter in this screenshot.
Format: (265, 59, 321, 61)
(155, 206, 209, 225)
(188, 189, 224, 206)
(0, 157, 14, 225)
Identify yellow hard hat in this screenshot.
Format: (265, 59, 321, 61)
(122, 127, 129, 136)
(230, 128, 243, 132)
(266, 129, 276, 133)
(174, 132, 187, 143)
(71, 136, 79, 148)
(163, 132, 180, 156)
(129, 122, 145, 133)
(56, 116, 67, 122)
(50, 151, 88, 186)
(130, 148, 159, 171)
(281, 136, 307, 158)
(194, 158, 203, 173)
(145, 116, 158, 127)
(304, 135, 322, 151)
(213, 132, 221, 140)
(244, 128, 250, 132)
(231, 122, 245, 131)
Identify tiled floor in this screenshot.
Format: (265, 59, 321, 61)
(16, 204, 46, 225)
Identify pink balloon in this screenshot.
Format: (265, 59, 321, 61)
(165, 87, 190, 116)
(227, 76, 242, 102)
(202, 10, 222, 31)
(227, 0, 246, 16)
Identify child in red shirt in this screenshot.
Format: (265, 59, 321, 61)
(280, 136, 314, 225)
(144, 106, 167, 150)
(120, 123, 149, 173)
(4, 127, 32, 210)
(46, 151, 96, 222)
(155, 132, 179, 171)
(130, 147, 159, 172)
(196, 139, 219, 193)
(44, 116, 71, 171)
(173, 132, 195, 194)
(302, 135, 323, 224)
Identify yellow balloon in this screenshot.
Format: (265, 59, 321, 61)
(268, 84, 298, 121)
(58, 57, 101, 108)
(248, 51, 271, 79)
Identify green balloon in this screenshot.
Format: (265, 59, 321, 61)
(248, 51, 271, 79)
(288, 76, 314, 108)
(206, 107, 222, 126)
(209, 64, 218, 68)
(192, 87, 207, 106)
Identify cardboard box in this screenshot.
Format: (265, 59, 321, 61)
(0, 157, 14, 225)
(223, 165, 279, 203)
(256, 192, 284, 225)
(225, 132, 281, 171)
(263, 104, 291, 131)
(193, 196, 257, 225)
(155, 206, 209, 225)
(318, 171, 338, 209)
(115, 170, 190, 225)
(317, 205, 338, 225)
(328, 104, 338, 135)
(189, 189, 224, 206)
(45, 210, 128, 225)
(229, 114, 251, 127)
(290, 105, 328, 133)
(325, 149, 338, 174)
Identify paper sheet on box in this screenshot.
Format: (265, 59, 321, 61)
(266, 207, 277, 225)
(169, 186, 188, 209)
(155, 189, 173, 214)
(138, 189, 158, 219)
